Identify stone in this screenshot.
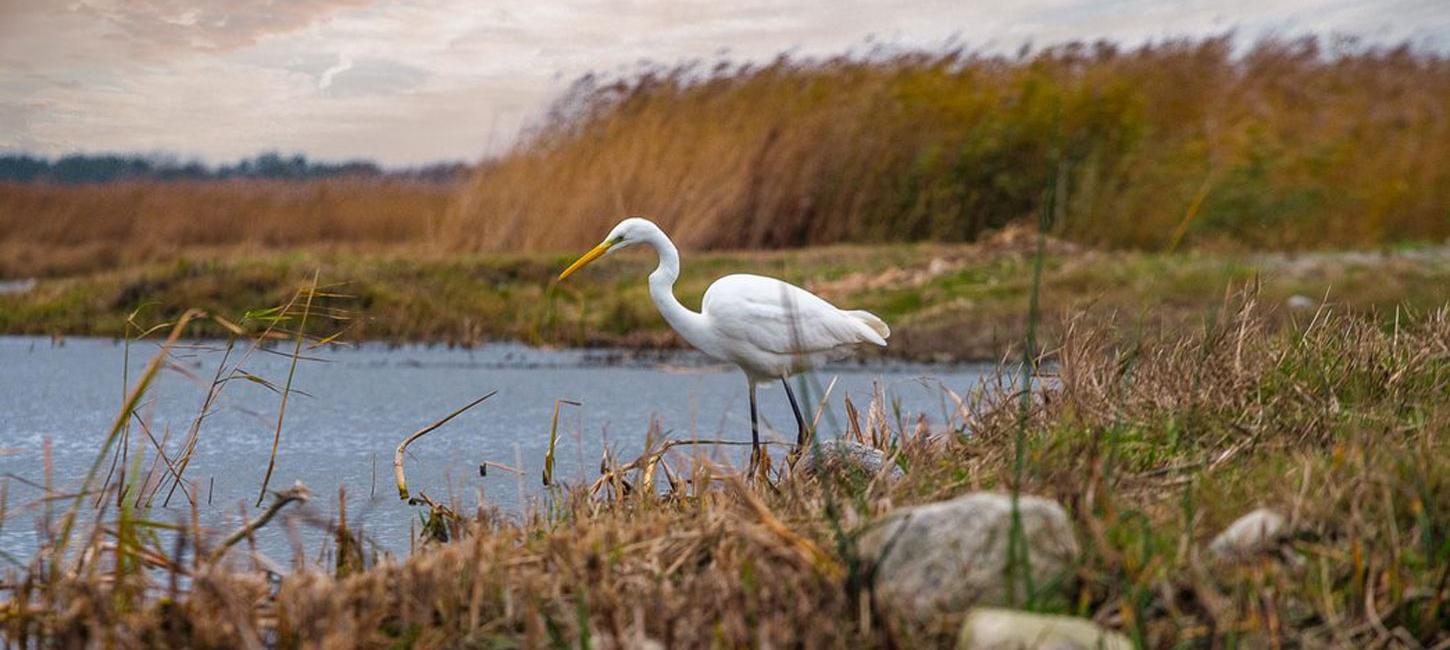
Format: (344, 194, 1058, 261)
(797, 440, 902, 479)
(1286, 294, 1315, 310)
(588, 632, 665, 650)
(0, 278, 36, 296)
(859, 492, 1079, 623)
(958, 608, 1134, 650)
(1208, 508, 1288, 559)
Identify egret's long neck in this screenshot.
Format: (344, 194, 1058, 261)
(644, 230, 713, 352)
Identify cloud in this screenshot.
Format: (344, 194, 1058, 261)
(73, 0, 374, 55)
(0, 100, 50, 151)
(1, 0, 1448, 165)
(318, 53, 355, 90)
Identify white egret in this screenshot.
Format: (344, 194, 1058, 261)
(557, 217, 890, 472)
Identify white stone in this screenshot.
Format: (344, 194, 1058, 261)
(958, 608, 1134, 650)
(1286, 294, 1315, 310)
(0, 278, 36, 295)
(1208, 508, 1288, 559)
(859, 492, 1079, 623)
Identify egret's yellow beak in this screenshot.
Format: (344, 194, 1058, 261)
(558, 240, 614, 280)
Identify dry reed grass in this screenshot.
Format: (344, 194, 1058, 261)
(0, 178, 455, 277)
(445, 35, 1450, 253)
(2, 36, 1448, 285)
(3, 290, 1446, 648)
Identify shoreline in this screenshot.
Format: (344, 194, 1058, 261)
(2, 240, 1448, 362)
(0, 332, 998, 372)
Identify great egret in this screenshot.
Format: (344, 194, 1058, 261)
(557, 217, 890, 472)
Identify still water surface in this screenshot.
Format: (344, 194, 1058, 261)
(0, 336, 990, 566)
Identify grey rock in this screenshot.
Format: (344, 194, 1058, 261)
(1208, 508, 1288, 559)
(797, 440, 902, 479)
(958, 608, 1133, 650)
(860, 492, 1079, 623)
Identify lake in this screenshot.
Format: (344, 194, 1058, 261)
(0, 336, 991, 567)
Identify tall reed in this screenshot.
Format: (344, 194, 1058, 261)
(446, 35, 1450, 252)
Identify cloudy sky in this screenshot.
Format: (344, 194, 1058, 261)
(2, 0, 1446, 166)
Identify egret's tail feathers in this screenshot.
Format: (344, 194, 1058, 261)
(846, 310, 890, 345)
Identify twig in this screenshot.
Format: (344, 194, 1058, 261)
(210, 482, 310, 562)
(394, 391, 498, 501)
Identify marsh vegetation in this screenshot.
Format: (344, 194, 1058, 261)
(2, 33, 1449, 649)
(2, 290, 1447, 647)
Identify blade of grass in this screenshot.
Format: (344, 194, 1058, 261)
(255, 270, 320, 507)
(51, 308, 203, 579)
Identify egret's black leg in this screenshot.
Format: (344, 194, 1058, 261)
(782, 377, 808, 447)
(748, 382, 762, 476)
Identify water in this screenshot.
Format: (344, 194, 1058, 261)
(0, 336, 991, 568)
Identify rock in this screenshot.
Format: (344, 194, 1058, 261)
(1208, 508, 1288, 559)
(588, 631, 665, 650)
(797, 440, 902, 479)
(958, 608, 1133, 650)
(859, 492, 1079, 623)
(0, 278, 36, 296)
(1285, 294, 1315, 310)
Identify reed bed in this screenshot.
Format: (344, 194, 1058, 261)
(0, 178, 455, 277)
(2, 290, 1446, 648)
(3, 35, 1450, 284)
(446, 35, 1450, 253)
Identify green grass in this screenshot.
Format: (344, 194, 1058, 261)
(4, 241, 1448, 361)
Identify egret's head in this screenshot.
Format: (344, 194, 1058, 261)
(558, 217, 656, 280)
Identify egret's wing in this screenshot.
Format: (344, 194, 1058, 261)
(704, 274, 886, 356)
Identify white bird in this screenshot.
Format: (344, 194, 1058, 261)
(557, 217, 890, 472)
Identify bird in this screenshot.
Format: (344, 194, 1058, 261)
(557, 217, 890, 474)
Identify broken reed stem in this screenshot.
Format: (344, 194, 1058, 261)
(163, 335, 236, 507)
(394, 391, 498, 501)
(210, 483, 311, 563)
(256, 270, 320, 507)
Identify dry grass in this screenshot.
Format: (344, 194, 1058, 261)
(3, 36, 1449, 285)
(0, 178, 455, 277)
(445, 35, 1450, 253)
(3, 292, 1446, 648)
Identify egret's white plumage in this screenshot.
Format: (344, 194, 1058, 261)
(558, 217, 890, 470)
(701, 273, 888, 380)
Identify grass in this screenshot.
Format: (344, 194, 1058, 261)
(444, 35, 1450, 253)
(2, 35, 1449, 281)
(1, 31, 1448, 647)
(0, 178, 456, 278)
(3, 233, 1448, 361)
(1, 289, 1446, 647)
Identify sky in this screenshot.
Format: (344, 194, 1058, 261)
(2, 0, 1447, 167)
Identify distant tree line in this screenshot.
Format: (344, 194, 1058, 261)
(0, 152, 468, 184)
